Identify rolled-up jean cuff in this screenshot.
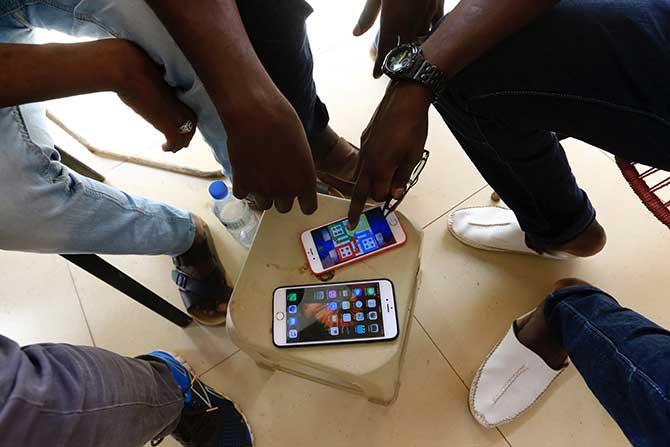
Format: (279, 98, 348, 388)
(543, 285, 618, 337)
(171, 213, 197, 257)
(527, 193, 597, 247)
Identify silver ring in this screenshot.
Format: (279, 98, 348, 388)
(177, 120, 194, 134)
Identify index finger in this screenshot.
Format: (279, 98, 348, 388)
(354, 0, 381, 36)
(348, 171, 372, 229)
(298, 185, 318, 216)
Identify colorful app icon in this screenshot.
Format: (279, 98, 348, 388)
(369, 324, 379, 333)
(328, 302, 338, 311)
(288, 317, 297, 326)
(355, 325, 366, 335)
(353, 288, 363, 297)
(342, 313, 352, 323)
(288, 329, 298, 338)
(367, 299, 376, 308)
(336, 242, 356, 262)
(314, 291, 325, 300)
(328, 290, 337, 299)
(368, 311, 378, 320)
(330, 327, 339, 336)
(355, 300, 363, 308)
(341, 289, 349, 297)
(355, 312, 365, 322)
(366, 287, 376, 296)
(341, 301, 351, 310)
(331, 314, 338, 323)
(359, 236, 379, 253)
(288, 292, 298, 302)
(288, 305, 298, 314)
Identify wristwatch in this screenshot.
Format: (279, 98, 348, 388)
(382, 43, 448, 100)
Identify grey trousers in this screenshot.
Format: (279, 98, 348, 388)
(0, 335, 183, 446)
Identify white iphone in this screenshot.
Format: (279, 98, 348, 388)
(301, 206, 407, 275)
(273, 279, 399, 348)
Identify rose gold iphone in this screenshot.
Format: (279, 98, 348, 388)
(301, 206, 406, 275)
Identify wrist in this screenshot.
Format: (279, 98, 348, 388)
(222, 83, 294, 130)
(391, 80, 433, 110)
(104, 39, 158, 94)
(421, 39, 456, 79)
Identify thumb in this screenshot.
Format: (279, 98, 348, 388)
(353, 0, 381, 36)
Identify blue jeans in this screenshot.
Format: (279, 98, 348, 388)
(545, 286, 670, 447)
(0, 336, 184, 446)
(435, 0, 670, 246)
(0, 0, 325, 256)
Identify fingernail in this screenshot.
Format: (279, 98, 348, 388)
(353, 24, 361, 36)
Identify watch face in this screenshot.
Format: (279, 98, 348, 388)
(386, 46, 414, 74)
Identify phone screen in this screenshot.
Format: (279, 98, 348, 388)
(284, 282, 387, 344)
(311, 207, 397, 270)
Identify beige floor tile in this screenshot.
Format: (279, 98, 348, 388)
(307, 0, 371, 56)
(313, 39, 485, 228)
(415, 140, 668, 446)
(0, 251, 92, 346)
(69, 162, 248, 372)
(46, 94, 222, 175)
(46, 116, 124, 175)
(191, 321, 507, 447)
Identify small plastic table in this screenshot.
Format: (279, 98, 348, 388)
(227, 194, 423, 405)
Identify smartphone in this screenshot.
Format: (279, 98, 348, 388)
(273, 279, 399, 348)
(301, 206, 407, 275)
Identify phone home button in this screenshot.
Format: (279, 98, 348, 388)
(388, 216, 398, 226)
(275, 312, 285, 321)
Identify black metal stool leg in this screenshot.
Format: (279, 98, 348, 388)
(62, 254, 193, 328)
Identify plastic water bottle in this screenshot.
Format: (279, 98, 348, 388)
(209, 181, 259, 249)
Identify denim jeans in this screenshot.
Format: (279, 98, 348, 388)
(435, 0, 670, 246)
(0, 335, 183, 446)
(0, 0, 326, 256)
(545, 286, 670, 447)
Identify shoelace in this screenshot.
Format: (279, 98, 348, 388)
(151, 370, 220, 446)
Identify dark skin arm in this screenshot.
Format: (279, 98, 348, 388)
(348, 0, 561, 226)
(145, 0, 318, 214)
(0, 39, 196, 152)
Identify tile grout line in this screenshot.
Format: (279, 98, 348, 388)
(412, 315, 513, 446)
(200, 348, 241, 377)
(65, 262, 97, 347)
(421, 184, 488, 230)
(412, 315, 470, 389)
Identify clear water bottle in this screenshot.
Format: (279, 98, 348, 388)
(209, 181, 259, 249)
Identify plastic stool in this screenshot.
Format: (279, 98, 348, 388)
(226, 194, 423, 405)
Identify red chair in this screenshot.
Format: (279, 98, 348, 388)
(616, 158, 670, 229)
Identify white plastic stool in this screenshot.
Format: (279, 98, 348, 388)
(226, 194, 423, 405)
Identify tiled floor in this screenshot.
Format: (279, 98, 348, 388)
(5, 1, 668, 446)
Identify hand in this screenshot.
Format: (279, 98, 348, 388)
(353, 0, 444, 78)
(226, 95, 318, 215)
(113, 40, 197, 153)
(348, 81, 431, 227)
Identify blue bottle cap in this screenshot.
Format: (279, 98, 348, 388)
(208, 181, 229, 200)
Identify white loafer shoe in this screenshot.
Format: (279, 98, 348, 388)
(469, 320, 567, 428)
(448, 206, 575, 260)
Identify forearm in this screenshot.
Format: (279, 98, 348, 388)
(0, 40, 127, 108)
(422, 0, 560, 78)
(145, 0, 280, 126)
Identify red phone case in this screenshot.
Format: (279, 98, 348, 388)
(301, 211, 407, 275)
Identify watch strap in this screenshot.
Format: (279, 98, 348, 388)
(411, 59, 448, 98)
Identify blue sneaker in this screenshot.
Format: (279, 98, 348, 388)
(145, 351, 253, 447)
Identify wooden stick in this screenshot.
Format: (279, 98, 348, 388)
(47, 110, 224, 179)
